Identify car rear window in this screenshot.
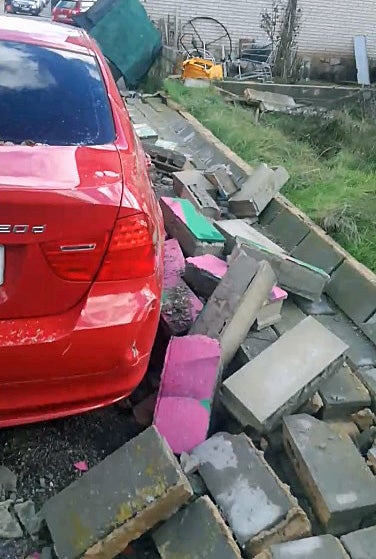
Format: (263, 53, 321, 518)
(0, 40, 116, 146)
(56, 1, 77, 8)
(80, 1, 94, 10)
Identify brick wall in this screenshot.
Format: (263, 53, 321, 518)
(142, 0, 376, 59)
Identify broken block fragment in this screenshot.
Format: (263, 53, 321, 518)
(172, 170, 221, 219)
(190, 247, 276, 367)
(256, 286, 288, 330)
(341, 526, 376, 559)
(319, 363, 371, 419)
(189, 432, 311, 557)
(184, 254, 227, 299)
(160, 197, 225, 256)
(162, 237, 203, 335)
(222, 316, 348, 433)
(214, 218, 285, 256)
(41, 427, 192, 559)
(356, 368, 376, 412)
(204, 166, 239, 199)
(253, 535, 349, 559)
(235, 239, 330, 301)
(235, 327, 278, 368)
(283, 414, 376, 535)
(172, 169, 217, 198)
(229, 164, 287, 217)
(153, 335, 221, 454)
(153, 496, 242, 559)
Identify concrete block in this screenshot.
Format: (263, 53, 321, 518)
(190, 432, 311, 557)
(256, 287, 288, 330)
(204, 166, 239, 199)
(356, 369, 376, 412)
(161, 278, 203, 336)
(317, 314, 376, 370)
(361, 311, 376, 345)
(283, 414, 376, 535)
(229, 164, 283, 217)
(265, 209, 310, 252)
(293, 294, 335, 316)
(253, 535, 349, 559)
(326, 261, 376, 325)
(42, 427, 193, 559)
(236, 328, 278, 368)
(153, 335, 221, 454)
(325, 420, 360, 442)
(292, 231, 345, 275)
(172, 171, 221, 219)
(222, 317, 348, 433)
(163, 238, 185, 288)
(214, 219, 285, 256)
(319, 363, 371, 419)
(237, 239, 330, 302)
(259, 198, 285, 226)
(184, 254, 227, 299)
(341, 526, 376, 559)
(160, 197, 225, 256)
(273, 299, 306, 337)
(172, 169, 217, 197)
(190, 248, 276, 367)
(153, 496, 242, 559)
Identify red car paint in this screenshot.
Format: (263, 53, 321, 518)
(0, 16, 164, 427)
(52, 0, 92, 25)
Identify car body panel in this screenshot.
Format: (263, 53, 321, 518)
(0, 15, 164, 427)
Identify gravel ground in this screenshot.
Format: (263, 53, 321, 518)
(0, 406, 143, 558)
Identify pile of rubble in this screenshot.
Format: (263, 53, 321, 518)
(10, 151, 376, 559)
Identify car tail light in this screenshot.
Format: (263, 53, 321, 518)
(97, 213, 156, 281)
(42, 236, 108, 282)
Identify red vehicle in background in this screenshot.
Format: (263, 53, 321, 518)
(0, 15, 164, 427)
(52, 0, 94, 25)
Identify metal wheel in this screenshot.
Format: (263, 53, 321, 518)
(179, 17, 232, 62)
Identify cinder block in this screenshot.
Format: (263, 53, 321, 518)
(273, 300, 306, 336)
(172, 171, 221, 219)
(326, 261, 376, 325)
(214, 219, 285, 256)
(160, 197, 225, 256)
(292, 231, 345, 275)
(222, 317, 348, 433)
(204, 166, 239, 199)
(229, 164, 283, 217)
(253, 535, 349, 559)
(356, 369, 376, 412)
(42, 427, 193, 559)
(319, 363, 371, 419)
(259, 198, 285, 226)
(172, 169, 217, 197)
(256, 286, 288, 330)
(184, 254, 227, 299)
(361, 311, 376, 345)
(163, 238, 185, 289)
(190, 432, 311, 557)
(190, 248, 276, 367)
(317, 314, 376, 370)
(283, 414, 376, 535)
(341, 526, 376, 559)
(161, 278, 203, 336)
(265, 209, 310, 252)
(236, 328, 278, 368)
(236, 239, 330, 302)
(153, 335, 221, 454)
(153, 496, 242, 559)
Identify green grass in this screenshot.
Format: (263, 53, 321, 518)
(165, 81, 376, 272)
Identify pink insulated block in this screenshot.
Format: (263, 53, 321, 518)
(154, 335, 221, 454)
(186, 254, 228, 280)
(164, 238, 185, 289)
(269, 286, 288, 302)
(154, 397, 211, 455)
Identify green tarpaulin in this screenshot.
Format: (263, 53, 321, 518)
(76, 0, 162, 88)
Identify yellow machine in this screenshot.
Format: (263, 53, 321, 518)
(182, 57, 223, 81)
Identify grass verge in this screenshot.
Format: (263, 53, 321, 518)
(165, 80, 376, 272)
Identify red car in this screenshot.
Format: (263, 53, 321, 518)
(52, 0, 94, 25)
(0, 16, 164, 427)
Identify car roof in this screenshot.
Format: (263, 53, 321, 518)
(0, 14, 94, 54)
